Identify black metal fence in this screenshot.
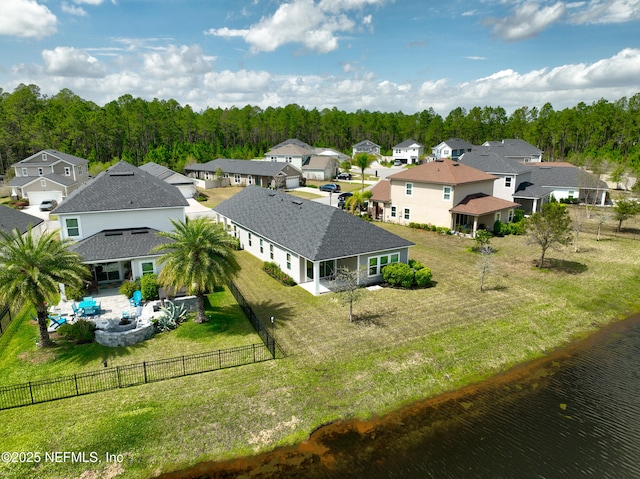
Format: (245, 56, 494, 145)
(0, 343, 273, 410)
(0, 305, 12, 337)
(228, 281, 285, 358)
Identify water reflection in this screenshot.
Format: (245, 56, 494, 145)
(161, 315, 640, 479)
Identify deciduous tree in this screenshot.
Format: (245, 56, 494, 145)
(526, 202, 572, 268)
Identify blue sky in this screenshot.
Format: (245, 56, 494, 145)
(1, 0, 639, 115)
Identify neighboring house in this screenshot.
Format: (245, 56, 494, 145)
(138, 162, 197, 198)
(352, 140, 381, 157)
(457, 147, 533, 203)
(513, 162, 608, 213)
(370, 159, 519, 236)
(213, 186, 414, 295)
(481, 139, 543, 163)
(264, 140, 313, 170)
(392, 139, 424, 165)
(302, 156, 339, 181)
(9, 150, 89, 205)
(314, 147, 350, 162)
(53, 161, 188, 284)
(184, 159, 303, 189)
(0, 205, 45, 238)
(432, 138, 474, 161)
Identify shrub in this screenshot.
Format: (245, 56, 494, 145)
(263, 262, 296, 286)
(382, 263, 415, 288)
(493, 219, 502, 235)
(58, 320, 95, 344)
(64, 285, 84, 301)
(119, 280, 140, 298)
(153, 300, 188, 333)
(408, 259, 424, 270)
(415, 267, 433, 287)
(140, 273, 159, 300)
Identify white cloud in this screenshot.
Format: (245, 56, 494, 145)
(72, 0, 108, 5)
(61, 2, 88, 16)
(0, 0, 57, 38)
(142, 44, 215, 79)
(569, 0, 640, 23)
(42, 47, 106, 77)
(485, 1, 566, 41)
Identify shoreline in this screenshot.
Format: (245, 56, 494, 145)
(158, 313, 640, 478)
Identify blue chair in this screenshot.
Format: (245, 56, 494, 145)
(130, 290, 143, 307)
(48, 315, 67, 330)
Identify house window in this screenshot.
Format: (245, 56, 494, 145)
(234, 174, 241, 184)
(78, 167, 82, 175)
(233, 225, 237, 237)
(286, 253, 291, 270)
(42, 153, 48, 161)
(260, 238, 264, 254)
(65, 218, 80, 237)
(248, 175, 253, 185)
(368, 253, 400, 276)
(204, 172, 211, 180)
(248, 233, 252, 247)
(141, 262, 154, 276)
(270, 244, 274, 260)
(390, 206, 397, 218)
(505, 176, 513, 188)
(443, 186, 451, 201)
(368, 257, 378, 276)
(22, 168, 27, 177)
(38, 167, 43, 176)
(403, 208, 411, 221)
(405, 183, 413, 196)
(40, 179, 46, 187)
(495, 212, 502, 222)
(508, 209, 514, 222)
(568, 190, 575, 199)
(64, 167, 71, 176)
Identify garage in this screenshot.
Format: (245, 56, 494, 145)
(286, 176, 300, 189)
(27, 190, 64, 206)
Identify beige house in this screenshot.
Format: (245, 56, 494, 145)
(370, 159, 519, 235)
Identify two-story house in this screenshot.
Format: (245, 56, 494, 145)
(264, 139, 314, 170)
(53, 161, 188, 285)
(9, 150, 89, 205)
(392, 139, 424, 165)
(432, 138, 474, 161)
(370, 159, 519, 236)
(352, 140, 381, 157)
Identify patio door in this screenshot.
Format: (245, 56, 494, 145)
(319, 260, 335, 279)
(92, 262, 121, 282)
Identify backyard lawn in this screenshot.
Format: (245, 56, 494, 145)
(1, 204, 639, 479)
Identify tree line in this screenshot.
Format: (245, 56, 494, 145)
(1, 84, 639, 176)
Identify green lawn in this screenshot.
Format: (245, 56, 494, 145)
(1, 207, 639, 479)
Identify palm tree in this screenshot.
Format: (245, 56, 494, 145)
(352, 152, 376, 191)
(345, 190, 373, 215)
(0, 228, 89, 347)
(154, 217, 240, 323)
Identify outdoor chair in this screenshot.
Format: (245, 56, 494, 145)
(130, 290, 143, 307)
(48, 315, 67, 330)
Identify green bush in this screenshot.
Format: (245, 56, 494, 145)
(382, 263, 415, 288)
(263, 262, 296, 286)
(57, 320, 95, 344)
(64, 285, 84, 301)
(119, 280, 140, 298)
(408, 259, 424, 270)
(140, 273, 159, 300)
(415, 267, 433, 287)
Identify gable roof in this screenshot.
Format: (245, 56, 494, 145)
(0, 205, 43, 235)
(69, 227, 172, 262)
(265, 143, 313, 157)
(393, 138, 424, 149)
(54, 161, 188, 214)
(513, 164, 607, 200)
(138, 161, 195, 185)
(184, 159, 301, 177)
(214, 186, 413, 261)
(8, 173, 77, 188)
(482, 139, 542, 158)
(388, 159, 496, 185)
(13, 149, 88, 167)
(458, 148, 533, 175)
(353, 140, 380, 148)
(370, 179, 391, 203)
(272, 138, 314, 151)
(450, 193, 520, 216)
(303, 156, 338, 170)
(440, 138, 474, 150)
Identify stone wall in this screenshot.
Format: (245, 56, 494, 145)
(95, 323, 155, 347)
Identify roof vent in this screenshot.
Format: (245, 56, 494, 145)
(131, 229, 148, 235)
(104, 231, 123, 237)
(452, 163, 459, 166)
(292, 199, 303, 205)
(268, 192, 276, 197)
(109, 171, 135, 177)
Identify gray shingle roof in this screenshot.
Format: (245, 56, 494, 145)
(442, 138, 474, 150)
(54, 161, 188, 214)
(14, 150, 89, 166)
(138, 161, 195, 185)
(483, 139, 542, 158)
(0, 205, 43, 235)
(70, 227, 172, 262)
(8, 173, 77, 188)
(214, 186, 413, 261)
(513, 165, 607, 199)
(393, 138, 424, 148)
(184, 159, 299, 177)
(458, 148, 533, 175)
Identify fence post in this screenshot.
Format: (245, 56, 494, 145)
(74, 374, 79, 396)
(253, 343, 256, 363)
(117, 366, 121, 388)
(28, 381, 34, 405)
(182, 356, 186, 376)
(143, 362, 148, 383)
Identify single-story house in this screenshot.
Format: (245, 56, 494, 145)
(0, 205, 45, 238)
(138, 162, 197, 198)
(8, 150, 89, 204)
(184, 159, 303, 189)
(302, 155, 339, 181)
(213, 186, 414, 295)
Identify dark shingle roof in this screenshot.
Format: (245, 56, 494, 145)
(483, 139, 542, 158)
(185, 159, 299, 177)
(393, 138, 424, 149)
(8, 173, 77, 188)
(0, 205, 43, 235)
(138, 161, 195, 185)
(54, 161, 188, 214)
(214, 186, 413, 261)
(513, 165, 607, 200)
(442, 138, 474, 150)
(14, 150, 89, 166)
(70, 228, 172, 262)
(458, 148, 533, 175)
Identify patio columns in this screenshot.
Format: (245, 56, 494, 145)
(313, 261, 321, 295)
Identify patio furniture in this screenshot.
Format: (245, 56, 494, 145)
(130, 290, 143, 307)
(122, 310, 130, 319)
(82, 296, 94, 303)
(48, 315, 67, 330)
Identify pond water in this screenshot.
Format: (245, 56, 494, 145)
(160, 315, 640, 478)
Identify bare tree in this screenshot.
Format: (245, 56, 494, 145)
(331, 266, 367, 323)
(478, 245, 494, 292)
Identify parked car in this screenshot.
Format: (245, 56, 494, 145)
(336, 172, 352, 180)
(393, 159, 403, 166)
(39, 199, 58, 211)
(319, 183, 341, 193)
(337, 192, 353, 209)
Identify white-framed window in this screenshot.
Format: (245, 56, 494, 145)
(568, 190, 575, 199)
(286, 253, 291, 270)
(405, 183, 413, 196)
(403, 208, 410, 221)
(78, 167, 83, 175)
(21, 168, 27, 177)
(40, 179, 46, 187)
(38, 167, 43, 176)
(234, 174, 241, 184)
(508, 209, 514, 222)
(141, 261, 154, 276)
(270, 244, 274, 260)
(248, 233, 252, 247)
(65, 218, 80, 237)
(64, 167, 71, 176)
(505, 176, 513, 188)
(260, 238, 264, 254)
(495, 212, 502, 222)
(42, 152, 48, 161)
(204, 172, 211, 180)
(248, 175, 253, 185)
(368, 252, 400, 276)
(390, 205, 397, 218)
(443, 186, 451, 201)
(444, 149, 450, 156)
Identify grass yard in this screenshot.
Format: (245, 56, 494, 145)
(1, 204, 640, 479)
